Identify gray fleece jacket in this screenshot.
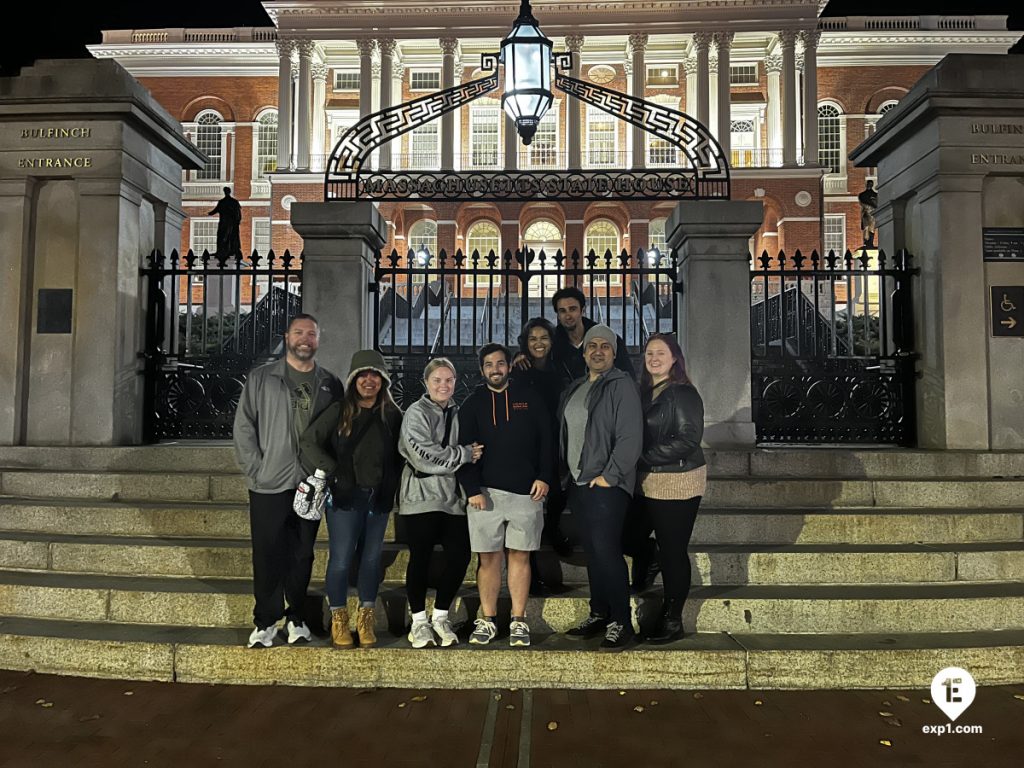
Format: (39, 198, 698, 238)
(397, 394, 474, 516)
(558, 367, 643, 496)
(233, 357, 341, 494)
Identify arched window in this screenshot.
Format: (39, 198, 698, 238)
(817, 103, 842, 175)
(649, 218, 670, 264)
(523, 220, 563, 296)
(878, 100, 898, 116)
(195, 111, 224, 180)
(585, 220, 621, 284)
(466, 221, 500, 259)
(255, 110, 278, 178)
(408, 219, 438, 260)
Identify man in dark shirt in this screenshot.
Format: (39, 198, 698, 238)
(458, 344, 552, 648)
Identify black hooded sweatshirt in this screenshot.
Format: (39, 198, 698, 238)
(456, 380, 554, 497)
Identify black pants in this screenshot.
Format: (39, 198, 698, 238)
(570, 484, 631, 625)
(248, 490, 320, 630)
(639, 496, 701, 604)
(402, 512, 472, 614)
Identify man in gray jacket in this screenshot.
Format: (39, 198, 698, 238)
(559, 324, 642, 651)
(233, 313, 341, 648)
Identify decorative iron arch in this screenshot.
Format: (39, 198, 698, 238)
(324, 50, 730, 202)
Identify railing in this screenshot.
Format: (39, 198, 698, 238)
(819, 16, 1000, 32)
(823, 174, 848, 194)
(750, 248, 918, 446)
(114, 28, 276, 45)
(284, 154, 331, 173)
(183, 180, 232, 199)
(140, 248, 303, 441)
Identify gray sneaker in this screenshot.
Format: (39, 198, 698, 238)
(408, 620, 436, 649)
(469, 618, 498, 646)
(431, 615, 459, 647)
(509, 619, 531, 648)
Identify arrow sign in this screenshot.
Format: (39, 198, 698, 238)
(992, 286, 1024, 337)
(1002, 317, 1018, 329)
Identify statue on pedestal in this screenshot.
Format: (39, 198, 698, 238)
(208, 187, 242, 258)
(858, 180, 878, 248)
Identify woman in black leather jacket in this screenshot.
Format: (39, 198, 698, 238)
(636, 333, 706, 643)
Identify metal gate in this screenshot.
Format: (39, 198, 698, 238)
(372, 246, 679, 407)
(750, 248, 918, 445)
(141, 248, 303, 441)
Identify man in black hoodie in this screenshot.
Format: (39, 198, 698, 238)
(458, 344, 553, 648)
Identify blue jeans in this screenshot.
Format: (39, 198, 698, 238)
(324, 487, 390, 607)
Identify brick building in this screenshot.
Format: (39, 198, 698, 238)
(89, 2, 1019, 268)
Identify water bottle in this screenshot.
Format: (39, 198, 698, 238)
(294, 469, 328, 520)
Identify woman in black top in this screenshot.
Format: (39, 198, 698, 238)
(300, 349, 403, 649)
(635, 333, 706, 644)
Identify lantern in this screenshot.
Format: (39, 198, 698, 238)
(500, 0, 553, 145)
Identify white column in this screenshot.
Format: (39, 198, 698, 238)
(714, 31, 734, 158)
(504, 113, 519, 171)
(275, 40, 294, 171)
(801, 30, 820, 167)
(709, 56, 718, 140)
(377, 38, 396, 171)
(440, 37, 459, 171)
(357, 39, 376, 119)
(683, 56, 698, 118)
(290, 61, 300, 166)
(795, 51, 804, 164)
(312, 63, 327, 169)
(296, 41, 315, 170)
(779, 30, 798, 166)
(623, 59, 633, 164)
(765, 54, 783, 167)
(370, 60, 382, 170)
(693, 32, 712, 129)
(454, 61, 464, 170)
(391, 59, 404, 169)
(629, 33, 648, 169)
(566, 35, 584, 169)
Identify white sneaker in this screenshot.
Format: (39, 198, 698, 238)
(408, 620, 437, 649)
(469, 618, 498, 646)
(247, 625, 277, 648)
(431, 615, 459, 647)
(286, 620, 312, 645)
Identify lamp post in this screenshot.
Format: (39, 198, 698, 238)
(500, 0, 553, 145)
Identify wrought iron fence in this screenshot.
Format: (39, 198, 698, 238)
(141, 248, 303, 441)
(373, 246, 679, 408)
(750, 248, 918, 445)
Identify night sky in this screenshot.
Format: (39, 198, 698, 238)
(2, 0, 1021, 76)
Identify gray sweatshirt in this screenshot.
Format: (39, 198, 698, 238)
(397, 394, 473, 516)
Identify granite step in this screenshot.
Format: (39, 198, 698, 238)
(1, 570, 1022, 635)
(1, 498, 1020, 545)
(3, 531, 1023, 585)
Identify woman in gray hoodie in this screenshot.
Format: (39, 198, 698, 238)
(398, 357, 483, 648)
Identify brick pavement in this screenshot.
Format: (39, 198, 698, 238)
(0, 670, 1020, 767)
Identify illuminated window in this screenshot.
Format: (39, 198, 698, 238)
(646, 65, 677, 87)
(818, 103, 842, 174)
(523, 106, 559, 168)
(408, 219, 437, 284)
(585, 220, 622, 285)
(586, 106, 617, 167)
(824, 214, 846, 256)
(469, 103, 501, 168)
(410, 70, 441, 91)
(255, 110, 277, 177)
(409, 123, 440, 169)
(334, 71, 360, 90)
(729, 64, 758, 85)
(195, 111, 223, 180)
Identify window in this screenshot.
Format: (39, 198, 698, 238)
(646, 65, 677, 87)
(587, 65, 616, 85)
(254, 111, 278, 178)
(730, 64, 758, 86)
(649, 218, 668, 261)
(817, 103, 843, 174)
(410, 70, 441, 91)
(523, 220, 563, 296)
(334, 71, 360, 91)
(731, 118, 756, 167)
(523, 106, 559, 168)
(647, 97, 679, 167)
(586, 106, 617, 167)
(408, 219, 437, 284)
(195, 111, 223, 180)
(469, 103, 501, 169)
(190, 218, 218, 261)
(466, 221, 500, 260)
(878, 101, 898, 117)
(252, 218, 271, 255)
(585, 220, 622, 285)
(824, 214, 846, 256)
(409, 123, 440, 169)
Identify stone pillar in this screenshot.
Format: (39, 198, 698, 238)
(623, 59, 634, 164)
(296, 41, 315, 170)
(289, 202, 387, 377)
(440, 37, 459, 171)
(370, 60, 382, 170)
(801, 30, 820, 167)
(629, 33, 648, 170)
(708, 56, 718, 141)
(693, 32, 712, 129)
(504, 113, 519, 171)
(765, 54, 783, 167)
(666, 200, 763, 447)
(794, 51, 804, 164)
(275, 39, 294, 171)
(290, 61, 300, 164)
(391, 59, 404, 169)
(714, 32, 734, 158)
(312, 63, 328, 169)
(566, 35, 585, 169)
(683, 57, 698, 117)
(378, 38, 396, 171)
(779, 30, 798, 166)
(357, 39, 376, 119)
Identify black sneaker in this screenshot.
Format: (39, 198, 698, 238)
(565, 614, 609, 639)
(599, 621, 634, 652)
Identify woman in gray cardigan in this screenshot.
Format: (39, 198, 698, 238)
(398, 357, 483, 648)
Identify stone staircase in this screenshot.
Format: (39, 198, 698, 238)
(0, 446, 1022, 690)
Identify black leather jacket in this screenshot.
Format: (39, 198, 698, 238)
(639, 382, 706, 473)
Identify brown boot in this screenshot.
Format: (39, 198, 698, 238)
(331, 607, 353, 649)
(356, 606, 378, 648)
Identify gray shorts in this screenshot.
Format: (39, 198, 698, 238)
(467, 487, 544, 553)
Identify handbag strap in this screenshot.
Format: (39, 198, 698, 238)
(339, 409, 378, 463)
